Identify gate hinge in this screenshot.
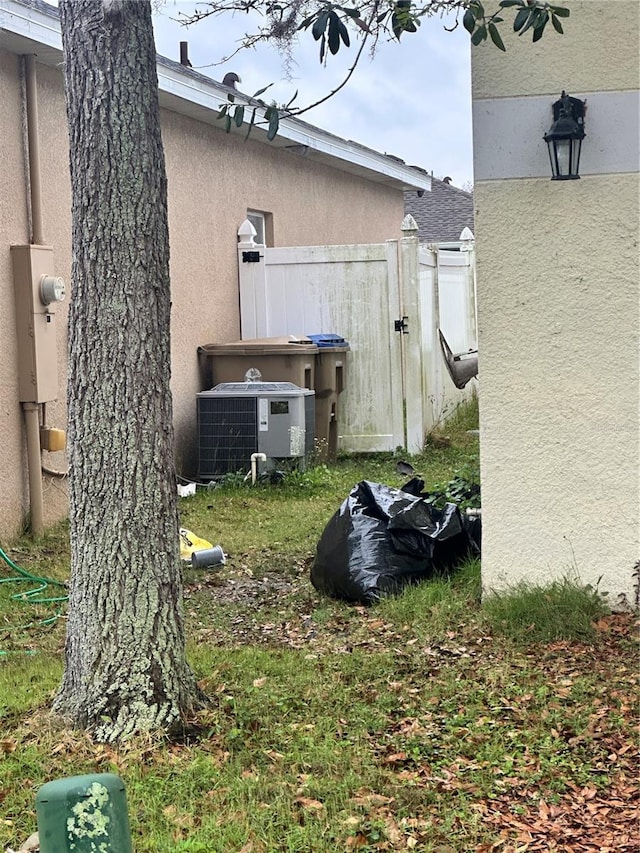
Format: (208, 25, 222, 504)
(394, 316, 409, 334)
(242, 251, 262, 263)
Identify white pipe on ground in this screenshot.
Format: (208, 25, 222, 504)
(251, 453, 267, 485)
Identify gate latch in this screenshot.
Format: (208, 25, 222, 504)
(394, 316, 409, 334)
(242, 251, 262, 263)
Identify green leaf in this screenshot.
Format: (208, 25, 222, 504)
(312, 11, 329, 40)
(251, 84, 273, 100)
(267, 109, 279, 141)
(513, 7, 529, 31)
(245, 108, 257, 140)
(463, 8, 476, 34)
(297, 13, 316, 31)
(390, 0, 418, 40)
(216, 105, 228, 120)
(517, 10, 538, 36)
(224, 114, 232, 133)
(551, 14, 564, 33)
(532, 23, 545, 42)
(529, 10, 548, 40)
(234, 105, 244, 128)
(327, 12, 341, 55)
(337, 16, 351, 47)
(488, 22, 506, 51)
(552, 7, 570, 17)
(470, 24, 487, 45)
(339, 7, 360, 19)
(499, 0, 521, 7)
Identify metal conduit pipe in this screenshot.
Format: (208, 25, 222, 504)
(22, 55, 45, 536)
(25, 55, 44, 245)
(23, 403, 45, 537)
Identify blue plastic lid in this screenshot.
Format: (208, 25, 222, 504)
(306, 334, 349, 348)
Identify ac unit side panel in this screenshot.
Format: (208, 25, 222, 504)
(257, 396, 307, 459)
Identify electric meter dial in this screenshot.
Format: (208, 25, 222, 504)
(40, 275, 66, 306)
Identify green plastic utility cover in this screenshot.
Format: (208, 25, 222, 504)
(36, 773, 133, 852)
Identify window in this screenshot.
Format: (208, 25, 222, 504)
(246, 210, 273, 246)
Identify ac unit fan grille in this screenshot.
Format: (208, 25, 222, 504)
(198, 397, 257, 476)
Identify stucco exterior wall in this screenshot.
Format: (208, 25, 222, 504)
(0, 49, 405, 539)
(472, 1, 638, 99)
(0, 50, 30, 534)
(472, 1, 640, 608)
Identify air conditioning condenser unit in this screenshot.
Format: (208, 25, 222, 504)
(197, 380, 315, 478)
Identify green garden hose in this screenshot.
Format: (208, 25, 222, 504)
(0, 544, 68, 629)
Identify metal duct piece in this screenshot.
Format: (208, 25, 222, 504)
(438, 330, 478, 389)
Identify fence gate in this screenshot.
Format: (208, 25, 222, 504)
(238, 239, 405, 452)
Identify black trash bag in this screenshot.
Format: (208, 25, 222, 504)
(311, 480, 480, 605)
(400, 475, 482, 553)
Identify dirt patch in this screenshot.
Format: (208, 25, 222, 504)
(184, 558, 324, 647)
(191, 572, 299, 607)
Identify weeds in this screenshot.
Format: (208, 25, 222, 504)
(482, 575, 610, 642)
(0, 399, 637, 852)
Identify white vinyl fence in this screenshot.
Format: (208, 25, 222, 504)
(237, 216, 477, 454)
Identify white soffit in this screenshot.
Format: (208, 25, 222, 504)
(0, 0, 431, 193)
(473, 91, 640, 181)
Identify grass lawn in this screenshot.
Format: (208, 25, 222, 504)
(1, 400, 638, 852)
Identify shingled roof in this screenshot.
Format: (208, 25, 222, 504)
(404, 177, 474, 243)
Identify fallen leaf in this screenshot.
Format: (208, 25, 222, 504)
(294, 796, 324, 810)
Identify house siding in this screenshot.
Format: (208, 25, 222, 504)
(472, 1, 640, 607)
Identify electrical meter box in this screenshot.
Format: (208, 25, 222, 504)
(197, 380, 315, 477)
(36, 773, 133, 853)
(11, 245, 65, 403)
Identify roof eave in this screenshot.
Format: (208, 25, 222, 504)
(0, 0, 431, 193)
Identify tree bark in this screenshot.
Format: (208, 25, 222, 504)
(54, 0, 202, 741)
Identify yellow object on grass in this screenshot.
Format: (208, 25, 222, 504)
(179, 528, 213, 561)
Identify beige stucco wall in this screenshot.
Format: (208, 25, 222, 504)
(0, 50, 405, 539)
(0, 50, 30, 535)
(473, 1, 639, 99)
(472, 1, 640, 608)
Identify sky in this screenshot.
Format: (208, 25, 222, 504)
(151, 2, 474, 187)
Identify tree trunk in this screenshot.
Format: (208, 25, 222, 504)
(54, 0, 202, 742)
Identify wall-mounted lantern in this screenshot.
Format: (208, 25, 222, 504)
(544, 91, 586, 180)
